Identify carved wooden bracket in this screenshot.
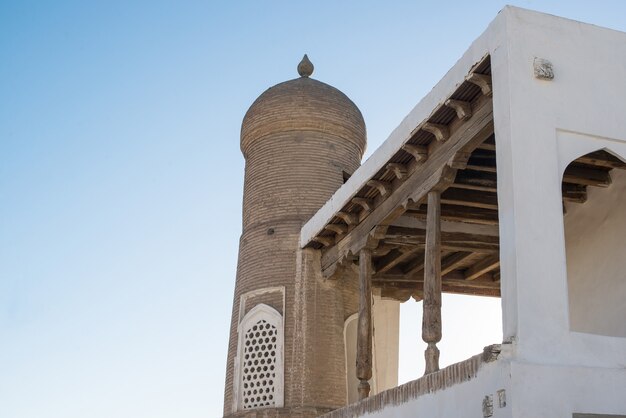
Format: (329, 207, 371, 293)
(422, 122, 450, 142)
(465, 73, 492, 96)
(445, 99, 472, 120)
(324, 223, 348, 235)
(367, 180, 392, 197)
(402, 144, 428, 162)
(336, 211, 358, 225)
(352, 197, 374, 212)
(386, 163, 407, 180)
(447, 151, 472, 170)
(312, 235, 334, 247)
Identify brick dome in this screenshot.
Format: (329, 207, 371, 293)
(240, 72, 367, 158)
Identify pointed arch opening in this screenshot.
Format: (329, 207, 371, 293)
(562, 149, 626, 337)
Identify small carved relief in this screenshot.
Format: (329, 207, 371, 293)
(482, 394, 494, 417)
(533, 57, 554, 80)
(497, 389, 507, 408)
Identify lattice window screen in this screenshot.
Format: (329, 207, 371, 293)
(235, 303, 283, 411)
(241, 319, 278, 408)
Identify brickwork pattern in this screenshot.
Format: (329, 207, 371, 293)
(224, 75, 366, 416)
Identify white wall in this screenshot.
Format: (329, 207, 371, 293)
(565, 168, 626, 337)
(372, 295, 400, 393)
(344, 295, 400, 404)
(361, 361, 512, 418)
(491, 6, 626, 368)
(510, 362, 626, 418)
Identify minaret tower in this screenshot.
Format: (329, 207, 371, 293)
(223, 56, 367, 416)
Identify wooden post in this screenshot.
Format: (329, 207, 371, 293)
(356, 247, 373, 400)
(422, 190, 442, 375)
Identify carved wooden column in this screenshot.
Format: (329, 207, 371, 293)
(356, 247, 373, 399)
(422, 190, 442, 374)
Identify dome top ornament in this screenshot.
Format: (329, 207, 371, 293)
(297, 54, 314, 77)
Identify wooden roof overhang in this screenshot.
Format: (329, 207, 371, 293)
(299, 56, 497, 301)
(300, 55, 626, 302)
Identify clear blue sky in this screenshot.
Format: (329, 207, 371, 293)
(2, 1, 625, 417)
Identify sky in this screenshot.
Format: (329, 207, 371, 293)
(1, 1, 625, 417)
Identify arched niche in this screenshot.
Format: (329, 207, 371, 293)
(561, 148, 626, 338)
(234, 303, 284, 411)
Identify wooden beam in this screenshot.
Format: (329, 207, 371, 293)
(452, 182, 497, 193)
(562, 165, 612, 187)
(323, 255, 357, 280)
(320, 99, 494, 274)
(561, 184, 587, 203)
(445, 99, 472, 120)
(453, 170, 497, 192)
(372, 280, 500, 298)
(465, 162, 497, 173)
(447, 151, 472, 170)
(406, 204, 499, 226)
(441, 188, 499, 210)
(477, 142, 496, 152)
(441, 251, 474, 275)
(402, 253, 426, 277)
(373, 274, 500, 291)
(575, 151, 626, 170)
(357, 248, 373, 400)
(402, 144, 428, 162)
(375, 248, 420, 274)
(381, 226, 500, 253)
(422, 191, 442, 375)
(465, 255, 500, 281)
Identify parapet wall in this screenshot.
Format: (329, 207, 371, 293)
(322, 345, 507, 418)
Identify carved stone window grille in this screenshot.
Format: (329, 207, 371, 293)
(235, 303, 284, 411)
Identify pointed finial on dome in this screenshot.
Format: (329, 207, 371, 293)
(297, 54, 314, 77)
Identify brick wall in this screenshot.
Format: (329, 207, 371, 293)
(223, 76, 366, 416)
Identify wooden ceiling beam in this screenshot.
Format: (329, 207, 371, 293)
(464, 255, 500, 281)
(372, 280, 500, 298)
(381, 227, 499, 254)
(406, 204, 499, 226)
(320, 99, 494, 275)
(561, 184, 587, 203)
(441, 251, 474, 275)
(563, 165, 612, 187)
(574, 151, 626, 170)
(375, 248, 420, 274)
(453, 170, 498, 192)
(476, 142, 496, 152)
(441, 188, 499, 210)
(465, 163, 497, 173)
(373, 274, 499, 290)
(401, 253, 426, 277)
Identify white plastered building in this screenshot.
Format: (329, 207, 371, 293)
(297, 6, 626, 418)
